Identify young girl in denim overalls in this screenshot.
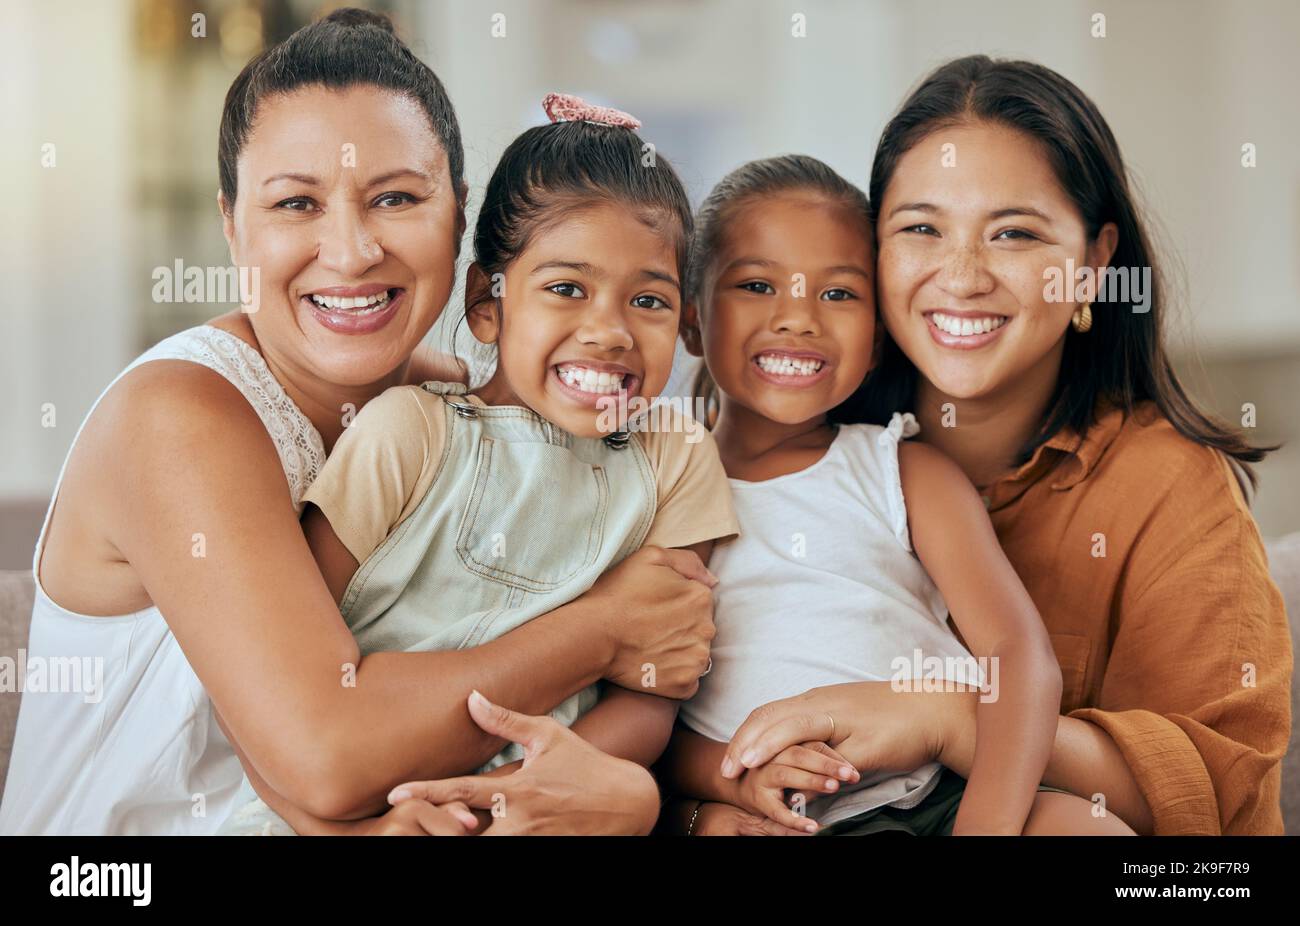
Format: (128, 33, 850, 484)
(220, 96, 738, 835)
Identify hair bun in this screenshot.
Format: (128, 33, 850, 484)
(322, 7, 396, 34)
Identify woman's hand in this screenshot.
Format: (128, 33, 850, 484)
(387, 691, 661, 835)
(719, 682, 976, 783)
(691, 801, 813, 836)
(583, 545, 718, 700)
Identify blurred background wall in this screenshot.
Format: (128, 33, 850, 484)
(2, 0, 1297, 568)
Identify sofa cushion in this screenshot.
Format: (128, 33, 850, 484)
(1265, 533, 1300, 835)
(0, 569, 35, 800)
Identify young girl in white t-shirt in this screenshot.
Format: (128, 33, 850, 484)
(659, 155, 1132, 836)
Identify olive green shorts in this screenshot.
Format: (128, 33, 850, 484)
(816, 768, 1071, 836)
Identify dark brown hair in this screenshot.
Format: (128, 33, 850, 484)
(218, 7, 464, 212)
(849, 54, 1272, 485)
(684, 154, 871, 420)
(466, 118, 692, 317)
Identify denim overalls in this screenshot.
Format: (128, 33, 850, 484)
(218, 381, 660, 834)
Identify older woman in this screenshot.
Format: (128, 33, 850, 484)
(698, 55, 1290, 836)
(0, 8, 715, 836)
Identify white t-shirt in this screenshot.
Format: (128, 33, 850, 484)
(680, 414, 979, 827)
(0, 326, 325, 835)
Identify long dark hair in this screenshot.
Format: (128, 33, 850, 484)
(684, 154, 871, 421)
(849, 54, 1272, 486)
(218, 7, 464, 211)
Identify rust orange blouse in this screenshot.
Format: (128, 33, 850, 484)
(978, 400, 1292, 834)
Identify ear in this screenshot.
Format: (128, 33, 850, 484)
(218, 190, 236, 263)
(1087, 221, 1119, 273)
(680, 301, 704, 357)
(464, 262, 501, 345)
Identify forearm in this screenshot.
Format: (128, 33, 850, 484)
(569, 686, 679, 768)
(276, 596, 614, 819)
(655, 796, 705, 835)
(655, 726, 740, 805)
(938, 691, 1155, 835)
(951, 641, 1061, 834)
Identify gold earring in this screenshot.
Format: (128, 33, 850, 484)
(1071, 302, 1093, 333)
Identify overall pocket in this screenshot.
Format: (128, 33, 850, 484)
(456, 436, 609, 592)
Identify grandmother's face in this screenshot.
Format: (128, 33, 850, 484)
(222, 84, 462, 390)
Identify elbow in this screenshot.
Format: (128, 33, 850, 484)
(252, 723, 382, 821)
(280, 739, 380, 821)
(990, 636, 1062, 706)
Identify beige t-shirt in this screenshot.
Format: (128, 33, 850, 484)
(304, 385, 739, 566)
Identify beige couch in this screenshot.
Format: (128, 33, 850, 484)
(3, 538, 1299, 833)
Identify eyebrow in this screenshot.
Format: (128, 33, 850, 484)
(722, 257, 869, 280)
(824, 265, 872, 280)
(531, 260, 680, 290)
(721, 257, 776, 274)
(261, 167, 433, 188)
(532, 260, 601, 277)
(887, 201, 1053, 222)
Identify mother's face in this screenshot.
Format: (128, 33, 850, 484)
(876, 120, 1115, 401)
(221, 84, 462, 388)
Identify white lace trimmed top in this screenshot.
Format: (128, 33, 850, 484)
(0, 325, 325, 835)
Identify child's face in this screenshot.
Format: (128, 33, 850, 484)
(469, 200, 682, 438)
(689, 193, 876, 426)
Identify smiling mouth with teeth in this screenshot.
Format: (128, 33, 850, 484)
(556, 363, 630, 395)
(928, 312, 1009, 337)
(754, 353, 825, 377)
(308, 290, 395, 314)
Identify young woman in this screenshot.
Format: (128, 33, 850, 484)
(0, 9, 715, 836)
(702, 55, 1291, 836)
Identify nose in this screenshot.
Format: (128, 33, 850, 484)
(769, 290, 820, 338)
(317, 204, 384, 278)
(574, 294, 634, 352)
(934, 242, 996, 299)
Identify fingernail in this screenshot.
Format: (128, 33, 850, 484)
(469, 689, 489, 708)
(804, 820, 819, 833)
(388, 788, 412, 804)
(825, 779, 838, 791)
(720, 757, 736, 778)
(839, 765, 854, 779)
(741, 750, 758, 767)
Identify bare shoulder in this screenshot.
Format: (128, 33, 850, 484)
(93, 359, 274, 461)
(41, 359, 289, 613)
(897, 438, 970, 489)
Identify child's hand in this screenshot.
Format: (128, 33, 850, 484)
(691, 801, 812, 837)
(733, 741, 859, 834)
(361, 798, 480, 836)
